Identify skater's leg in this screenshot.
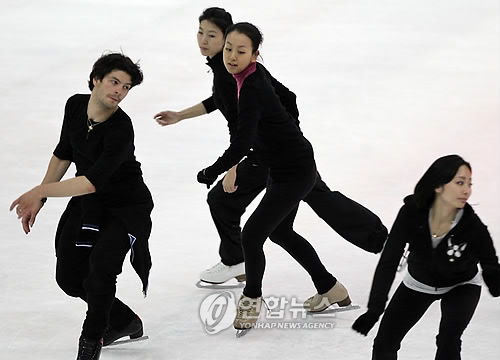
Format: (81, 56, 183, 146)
(434, 284, 481, 360)
(207, 158, 268, 266)
(241, 165, 317, 298)
(55, 205, 139, 342)
(55, 204, 91, 299)
(303, 171, 388, 253)
(269, 205, 335, 294)
(372, 284, 435, 359)
(82, 218, 132, 339)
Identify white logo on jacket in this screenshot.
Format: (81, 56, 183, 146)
(446, 238, 467, 262)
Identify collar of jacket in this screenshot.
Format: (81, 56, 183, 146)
(205, 51, 223, 70)
(403, 194, 474, 233)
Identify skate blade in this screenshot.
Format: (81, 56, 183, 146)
(105, 335, 149, 347)
(307, 304, 361, 316)
(195, 280, 245, 290)
(235, 328, 252, 338)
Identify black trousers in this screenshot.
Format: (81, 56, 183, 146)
(239, 160, 336, 298)
(207, 159, 387, 266)
(303, 175, 388, 253)
(372, 283, 481, 360)
(207, 157, 269, 266)
(55, 204, 136, 339)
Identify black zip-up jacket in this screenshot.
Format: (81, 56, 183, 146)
(202, 52, 300, 145)
(204, 63, 311, 177)
(367, 194, 500, 315)
(202, 52, 239, 142)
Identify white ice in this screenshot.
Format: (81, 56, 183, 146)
(1, 0, 499, 359)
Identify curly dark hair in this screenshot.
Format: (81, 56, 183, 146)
(88, 52, 143, 91)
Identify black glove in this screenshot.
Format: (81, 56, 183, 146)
(352, 311, 380, 336)
(197, 168, 217, 189)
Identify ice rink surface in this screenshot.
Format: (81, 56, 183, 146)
(1, 0, 498, 359)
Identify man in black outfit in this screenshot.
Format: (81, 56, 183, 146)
(11, 52, 153, 360)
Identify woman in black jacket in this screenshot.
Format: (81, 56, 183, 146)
(195, 22, 355, 329)
(154, 7, 387, 288)
(352, 154, 500, 359)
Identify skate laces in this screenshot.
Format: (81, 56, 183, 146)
(205, 262, 227, 273)
(78, 337, 103, 360)
(306, 292, 324, 304)
(305, 293, 332, 311)
(236, 296, 270, 319)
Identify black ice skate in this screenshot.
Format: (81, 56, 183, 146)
(103, 315, 146, 346)
(77, 336, 103, 360)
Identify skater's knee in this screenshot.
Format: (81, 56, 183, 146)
(84, 271, 116, 295)
(269, 228, 295, 246)
(85, 261, 120, 293)
(241, 232, 252, 250)
(269, 233, 286, 246)
(58, 285, 83, 298)
(206, 185, 224, 206)
(56, 274, 84, 298)
(241, 229, 267, 252)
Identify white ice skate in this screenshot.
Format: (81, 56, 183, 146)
(196, 261, 246, 289)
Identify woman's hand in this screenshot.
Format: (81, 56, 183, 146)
(154, 110, 181, 126)
(352, 310, 381, 336)
(222, 165, 238, 193)
(10, 186, 45, 234)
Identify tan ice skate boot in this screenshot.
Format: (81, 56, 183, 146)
(233, 294, 263, 329)
(303, 280, 351, 312)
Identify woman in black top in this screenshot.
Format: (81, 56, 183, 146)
(10, 53, 153, 360)
(154, 7, 387, 287)
(155, 8, 269, 285)
(195, 22, 353, 329)
(352, 155, 500, 359)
